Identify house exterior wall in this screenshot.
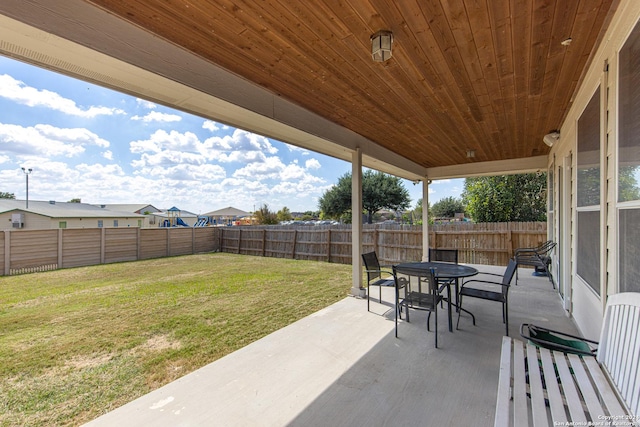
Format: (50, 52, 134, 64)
(0, 211, 50, 230)
(0, 211, 142, 230)
(550, 0, 640, 340)
(49, 218, 143, 229)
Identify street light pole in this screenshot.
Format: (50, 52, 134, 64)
(21, 167, 32, 209)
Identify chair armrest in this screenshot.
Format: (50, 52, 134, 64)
(364, 268, 394, 277)
(460, 279, 508, 288)
(468, 271, 503, 279)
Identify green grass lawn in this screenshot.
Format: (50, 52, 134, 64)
(0, 253, 352, 426)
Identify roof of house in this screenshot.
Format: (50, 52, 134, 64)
(0, 200, 145, 218)
(94, 204, 161, 214)
(204, 207, 250, 217)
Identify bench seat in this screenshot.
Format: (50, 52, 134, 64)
(495, 337, 630, 426)
(495, 292, 640, 427)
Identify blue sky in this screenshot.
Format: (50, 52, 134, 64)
(0, 56, 462, 214)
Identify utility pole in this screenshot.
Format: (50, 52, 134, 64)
(21, 167, 32, 209)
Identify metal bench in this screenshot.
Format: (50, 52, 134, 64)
(514, 240, 556, 289)
(495, 292, 640, 426)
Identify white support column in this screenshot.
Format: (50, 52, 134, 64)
(351, 148, 365, 297)
(422, 179, 430, 261)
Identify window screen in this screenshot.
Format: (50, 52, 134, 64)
(618, 21, 640, 293)
(576, 87, 601, 295)
(619, 22, 640, 202)
(577, 211, 600, 294)
(619, 209, 640, 292)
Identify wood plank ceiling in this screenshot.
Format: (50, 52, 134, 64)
(84, 0, 616, 169)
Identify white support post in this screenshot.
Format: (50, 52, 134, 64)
(351, 148, 365, 297)
(422, 179, 430, 261)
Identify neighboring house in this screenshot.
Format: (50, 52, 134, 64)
(203, 207, 251, 226)
(95, 204, 162, 227)
(0, 200, 145, 230)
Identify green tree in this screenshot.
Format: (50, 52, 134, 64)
(0, 192, 16, 199)
(618, 166, 640, 202)
(462, 173, 547, 222)
(254, 203, 278, 225)
(318, 170, 410, 223)
(68, 198, 81, 203)
(431, 196, 464, 218)
(276, 207, 293, 222)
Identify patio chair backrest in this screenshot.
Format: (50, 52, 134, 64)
(428, 248, 458, 263)
(362, 251, 382, 281)
(596, 292, 640, 418)
(501, 259, 518, 296)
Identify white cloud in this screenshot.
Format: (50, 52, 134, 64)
(135, 163, 226, 180)
(203, 129, 278, 163)
(130, 130, 202, 155)
(136, 98, 157, 109)
(0, 74, 126, 117)
(131, 111, 182, 123)
(102, 150, 114, 160)
(305, 158, 321, 169)
(286, 144, 310, 155)
(0, 123, 110, 157)
(202, 120, 220, 132)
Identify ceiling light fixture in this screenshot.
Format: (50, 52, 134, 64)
(466, 150, 476, 158)
(371, 31, 393, 62)
(543, 131, 560, 147)
(561, 38, 572, 46)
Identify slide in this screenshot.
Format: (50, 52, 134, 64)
(175, 217, 190, 227)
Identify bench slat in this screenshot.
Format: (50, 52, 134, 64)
(568, 353, 606, 418)
(539, 347, 567, 423)
(494, 337, 512, 427)
(551, 349, 587, 423)
(513, 340, 530, 427)
(527, 344, 549, 427)
(582, 355, 626, 416)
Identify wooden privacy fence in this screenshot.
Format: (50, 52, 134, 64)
(0, 227, 221, 276)
(220, 222, 548, 267)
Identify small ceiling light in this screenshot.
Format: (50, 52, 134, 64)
(561, 38, 572, 46)
(466, 150, 476, 158)
(371, 31, 393, 62)
(543, 131, 560, 147)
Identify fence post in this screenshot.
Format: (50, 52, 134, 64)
(507, 230, 513, 259)
(291, 229, 298, 259)
(237, 229, 242, 254)
(262, 229, 267, 257)
(101, 227, 106, 264)
(327, 229, 331, 262)
(373, 228, 379, 255)
(4, 230, 10, 275)
(58, 229, 63, 268)
(166, 227, 171, 257)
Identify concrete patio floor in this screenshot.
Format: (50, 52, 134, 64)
(84, 264, 578, 427)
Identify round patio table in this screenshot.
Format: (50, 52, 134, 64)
(394, 261, 478, 332)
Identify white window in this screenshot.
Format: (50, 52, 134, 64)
(618, 20, 640, 293)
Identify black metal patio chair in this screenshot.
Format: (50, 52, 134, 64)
(393, 265, 443, 348)
(428, 248, 460, 308)
(362, 251, 395, 312)
(456, 259, 518, 336)
(514, 240, 557, 288)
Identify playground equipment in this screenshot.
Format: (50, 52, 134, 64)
(159, 208, 210, 227)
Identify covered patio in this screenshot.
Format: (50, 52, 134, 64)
(85, 267, 572, 426)
(2, 0, 640, 423)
